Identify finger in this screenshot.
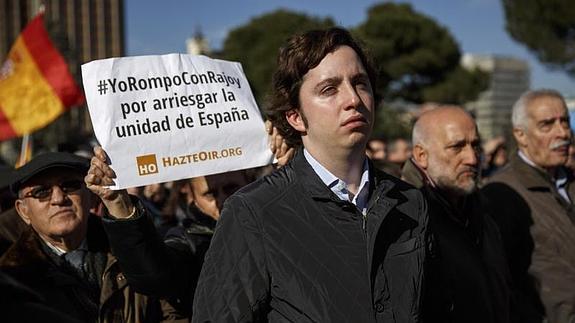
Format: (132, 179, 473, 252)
(85, 172, 113, 187)
(90, 154, 116, 179)
(278, 141, 289, 157)
(89, 166, 106, 182)
(269, 127, 278, 153)
(265, 120, 273, 135)
(84, 173, 97, 187)
(94, 146, 107, 161)
(273, 127, 283, 153)
(85, 168, 114, 186)
(277, 148, 295, 167)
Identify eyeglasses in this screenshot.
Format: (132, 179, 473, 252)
(21, 180, 84, 200)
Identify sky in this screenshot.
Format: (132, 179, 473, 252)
(125, 0, 574, 97)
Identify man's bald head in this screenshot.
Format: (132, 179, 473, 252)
(412, 106, 481, 197)
(412, 106, 473, 148)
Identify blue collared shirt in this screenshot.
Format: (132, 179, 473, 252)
(304, 149, 370, 215)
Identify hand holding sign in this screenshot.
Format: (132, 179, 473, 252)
(82, 54, 273, 189)
(85, 146, 134, 218)
(266, 120, 295, 167)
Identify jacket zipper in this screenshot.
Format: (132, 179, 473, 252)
(365, 192, 381, 319)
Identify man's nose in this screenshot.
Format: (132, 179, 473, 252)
(342, 83, 361, 110)
(50, 185, 67, 204)
(463, 146, 479, 166)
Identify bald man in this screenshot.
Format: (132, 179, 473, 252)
(402, 107, 510, 323)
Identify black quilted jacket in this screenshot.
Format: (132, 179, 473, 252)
(192, 150, 428, 322)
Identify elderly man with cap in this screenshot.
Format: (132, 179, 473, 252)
(0, 152, 173, 323)
(483, 89, 575, 323)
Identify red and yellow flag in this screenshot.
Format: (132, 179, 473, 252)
(0, 14, 84, 141)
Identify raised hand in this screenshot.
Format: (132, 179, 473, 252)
(266, 120, 295, 168)
(85, 146, 134, 218)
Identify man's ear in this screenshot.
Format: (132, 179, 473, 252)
(285, 109, 306, 132)
(412, 144, 429, 170)
(513, 127, 527, 148)
(15, 199, 31, 225)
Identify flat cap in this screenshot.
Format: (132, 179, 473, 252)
(10, 152, 90, 194)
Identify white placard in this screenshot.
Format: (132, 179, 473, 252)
(82, 54, 273, 189)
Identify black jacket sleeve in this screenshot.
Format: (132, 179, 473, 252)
(192, 194, 270, 322)
(102, 199, 195, 300)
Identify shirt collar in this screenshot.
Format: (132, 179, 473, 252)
(42, 238, 87, 256)
(303, 148, 370, 213)
(518, 150, 539, 169)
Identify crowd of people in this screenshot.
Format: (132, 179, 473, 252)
(0, 26, 574, 323)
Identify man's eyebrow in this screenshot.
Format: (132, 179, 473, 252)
(351, 73, 370, 83)
(537, 117, 561, 125)
(313, 77, 341, 91)
(445, 139, 467, 148)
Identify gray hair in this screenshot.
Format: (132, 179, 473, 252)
(512, 89, 566, 130)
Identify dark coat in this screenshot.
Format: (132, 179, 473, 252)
(102, 197, 209, 319)
(161, 205, 216, 312)
(402, 159, 510, 323)
(483, 153, 575, 323)
(190, 150, 428, 322)
(0, 269, 82, 322)
(0, 216, 165, 323)
(0, 207, 28, 255)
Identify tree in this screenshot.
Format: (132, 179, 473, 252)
(503, 0, 575, 77)
(220, 10, 333, 104)
(354, 3, 486, 104)
(423, 66, 490, 104)
(372, 104, 413, 140)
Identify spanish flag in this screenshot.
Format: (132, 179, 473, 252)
(0, 14, 84, 141)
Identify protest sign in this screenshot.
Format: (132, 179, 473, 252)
(82, 54, 273, 189)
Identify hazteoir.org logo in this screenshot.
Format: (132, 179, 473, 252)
(136, 154, 159, 176)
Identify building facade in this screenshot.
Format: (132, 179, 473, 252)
(462, 54, 530, 142)
(186, 28, 211, 56)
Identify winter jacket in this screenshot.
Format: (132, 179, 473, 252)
(403, 158, 510, 323)
(483, 153, 575, 323)
(102, 197, 212, 317)
(0, 215, 167, 323)
(192, 149, 429, 322)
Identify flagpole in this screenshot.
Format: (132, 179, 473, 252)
(16, 133, 32, 168)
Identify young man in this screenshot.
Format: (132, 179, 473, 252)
(87, 27, 428, 322)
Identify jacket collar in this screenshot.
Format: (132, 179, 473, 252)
(290, 147, 408, 222)
(0, 215, 109, 268)
(291, 148, 345, 202)
(0, 226, 49, 268)
(507, 152, 562, 190)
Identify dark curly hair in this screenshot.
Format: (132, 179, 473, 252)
(264, 27, 377, 147)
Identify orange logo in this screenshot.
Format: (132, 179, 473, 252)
(136, 154, 159, 176)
